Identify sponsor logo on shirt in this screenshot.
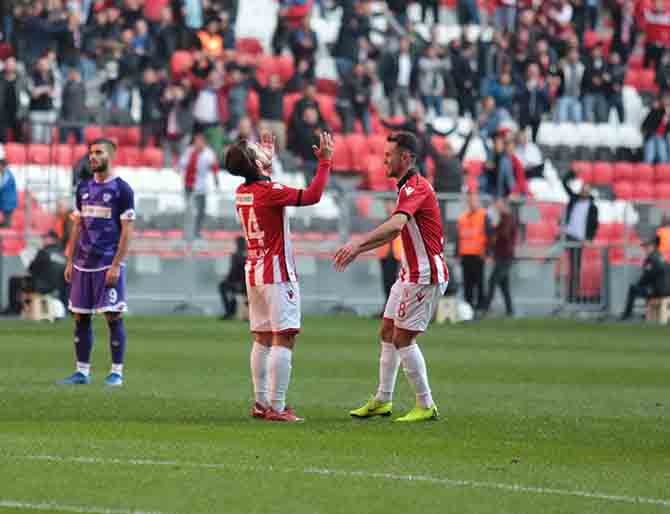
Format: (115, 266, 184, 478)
(82, 205, 113, 219)
(103, 193, 112, 203)
(405, 186, 414, 196)
(236, 193, 254, 206)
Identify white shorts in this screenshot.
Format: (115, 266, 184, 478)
(383, 280, 447, 333)
(247, 282, 301, 334)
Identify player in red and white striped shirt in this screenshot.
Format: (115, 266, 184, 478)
(334, 132, 448, 422)
(225, 131, 334, 422)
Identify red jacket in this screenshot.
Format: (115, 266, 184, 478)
(510, 153, 530, 197)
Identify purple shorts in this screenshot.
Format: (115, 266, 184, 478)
(69, 266, 128, 314)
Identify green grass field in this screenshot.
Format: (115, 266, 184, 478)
(0, 316, 669, 514)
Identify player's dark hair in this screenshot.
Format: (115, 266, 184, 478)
(387, 132, 418, 159)
(88, 138, 117, 156)
(224, 139, 260, 181)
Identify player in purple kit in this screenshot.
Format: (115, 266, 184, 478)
(58, 139, 135, 387)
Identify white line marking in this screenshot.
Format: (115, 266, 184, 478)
(14, 454, 670, 508)
(0, 499, 166, 514)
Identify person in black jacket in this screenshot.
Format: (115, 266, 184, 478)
(335, 62, 372, 134)
(605, 51, 626, 123)
(642, 92, 670, 164)
(452, 42, 478, 118)
(516, 63, 550, 142)
(561, 170, 599, 302)
(251, 73, 286, 150)
(620, 236, 670, 320)
(219, 236, 247, 320)
(380, 37, 416, 117)
(27, 230, 68, 309)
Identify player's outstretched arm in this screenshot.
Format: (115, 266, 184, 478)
(333, 213, 407, 272)
(300, 131, 334, 206)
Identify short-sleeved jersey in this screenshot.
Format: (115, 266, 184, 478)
(236, 177, 303, 286)
(393, 172, 449, 285)
(73, 176, 135, 271)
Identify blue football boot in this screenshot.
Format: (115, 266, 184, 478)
(104, 373, 123, 387)
(57, 371, 91, 385)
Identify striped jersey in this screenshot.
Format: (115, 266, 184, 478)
(236, 177, 301, 286)
(394, 171, 449, 285)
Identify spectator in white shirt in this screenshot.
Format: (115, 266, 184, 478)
(178, 132, 220, 239)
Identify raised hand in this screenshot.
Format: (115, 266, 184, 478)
(312, 131, 334, 160)
(259, 131, 276, 162)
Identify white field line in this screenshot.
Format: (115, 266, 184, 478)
(13, 454, 670, 509)
(0, 499, 166, 514)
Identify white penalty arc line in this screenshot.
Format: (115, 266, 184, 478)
(15, 454, 670, 509)
(0, 499, 166, 514)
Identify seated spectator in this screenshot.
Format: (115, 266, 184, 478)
(642, 93, 670, 164)
(582, 43, 609, 123)
(59, 69, 86, 144)
(620, 236, 670, 320)
(417, 44, 449, 119)
(0, 57, 26, 143)
(27, 230, 68, 310)
(218, 236, 247, 320)
(515, 130, 544, 179)
(251, 72, 286, 151)
(605, 51, 626, 123)
(0, 147, 17, 227)
(336, 62, 372, 135)
(555, 47, 584, 123)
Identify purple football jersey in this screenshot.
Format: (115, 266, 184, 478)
(74, 176, 135, 271)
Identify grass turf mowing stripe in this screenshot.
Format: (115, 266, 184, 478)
(16, 454, 670, 509)
(0, 499, 167, 514)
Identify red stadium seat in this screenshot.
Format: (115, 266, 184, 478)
(345, 133, 369, 172)
(355, 194, 373, 218)
(171, 50, 194, 76)
(536, 202, 563, 222)
(464, 160, 484, 177)
(331, 134, 352, 173)
(526, 222, 557, 244)
(122, 127, 141, 146)
(613, 162, 633, 182)
(367, 134, 386, 156)
(654, 183, 670, 199)
(1, 236, 26, 256)
(27, 144, 51, 165)
(624, 69, 640, 88)
(316, 78, 338, 96)
(119, 146, 142, 167)
(4, 143, 27, 165)
(613, 181, 633, 199)
(72, 145, 88, 162)
(84, 126, 104, 143)
(632, 181, 654, 200)
(53, 144, 73, 166)
(583, 31, 600, 49)
(655, 164, 670, 183)
(579, 262, 602, 298)
(628, 53, 644, 70)
(246, 90, 260, 122)
(277, 55, 295, 84)
(141, 147, 164, 168)
(283, 93, 301, 124)
(316, 95, 339, 132)
(571, 161, 593, 183)
(592, 162, 614, 185)
(236, 37, 264, 55)
(639, 69, 659, 93)
(365, 155, 393, 191)
(634, 163, 654, 183)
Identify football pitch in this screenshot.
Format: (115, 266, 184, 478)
(0, 316, 668, 514)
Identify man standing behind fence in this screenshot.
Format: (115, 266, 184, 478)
(178, 132, 219, 239)
(457, 190, 492, 313)
(561, 170, 599, 302)
(483, 198, 517, 317)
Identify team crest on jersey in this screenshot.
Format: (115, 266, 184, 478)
(287, 289, 294, 300)
(103, 193, 112, 203)
(405, 186, 414, 196)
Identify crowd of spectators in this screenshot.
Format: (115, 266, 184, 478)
(0, 0, 669, 187)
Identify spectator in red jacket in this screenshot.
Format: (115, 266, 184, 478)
(641, 0, 670, 68)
